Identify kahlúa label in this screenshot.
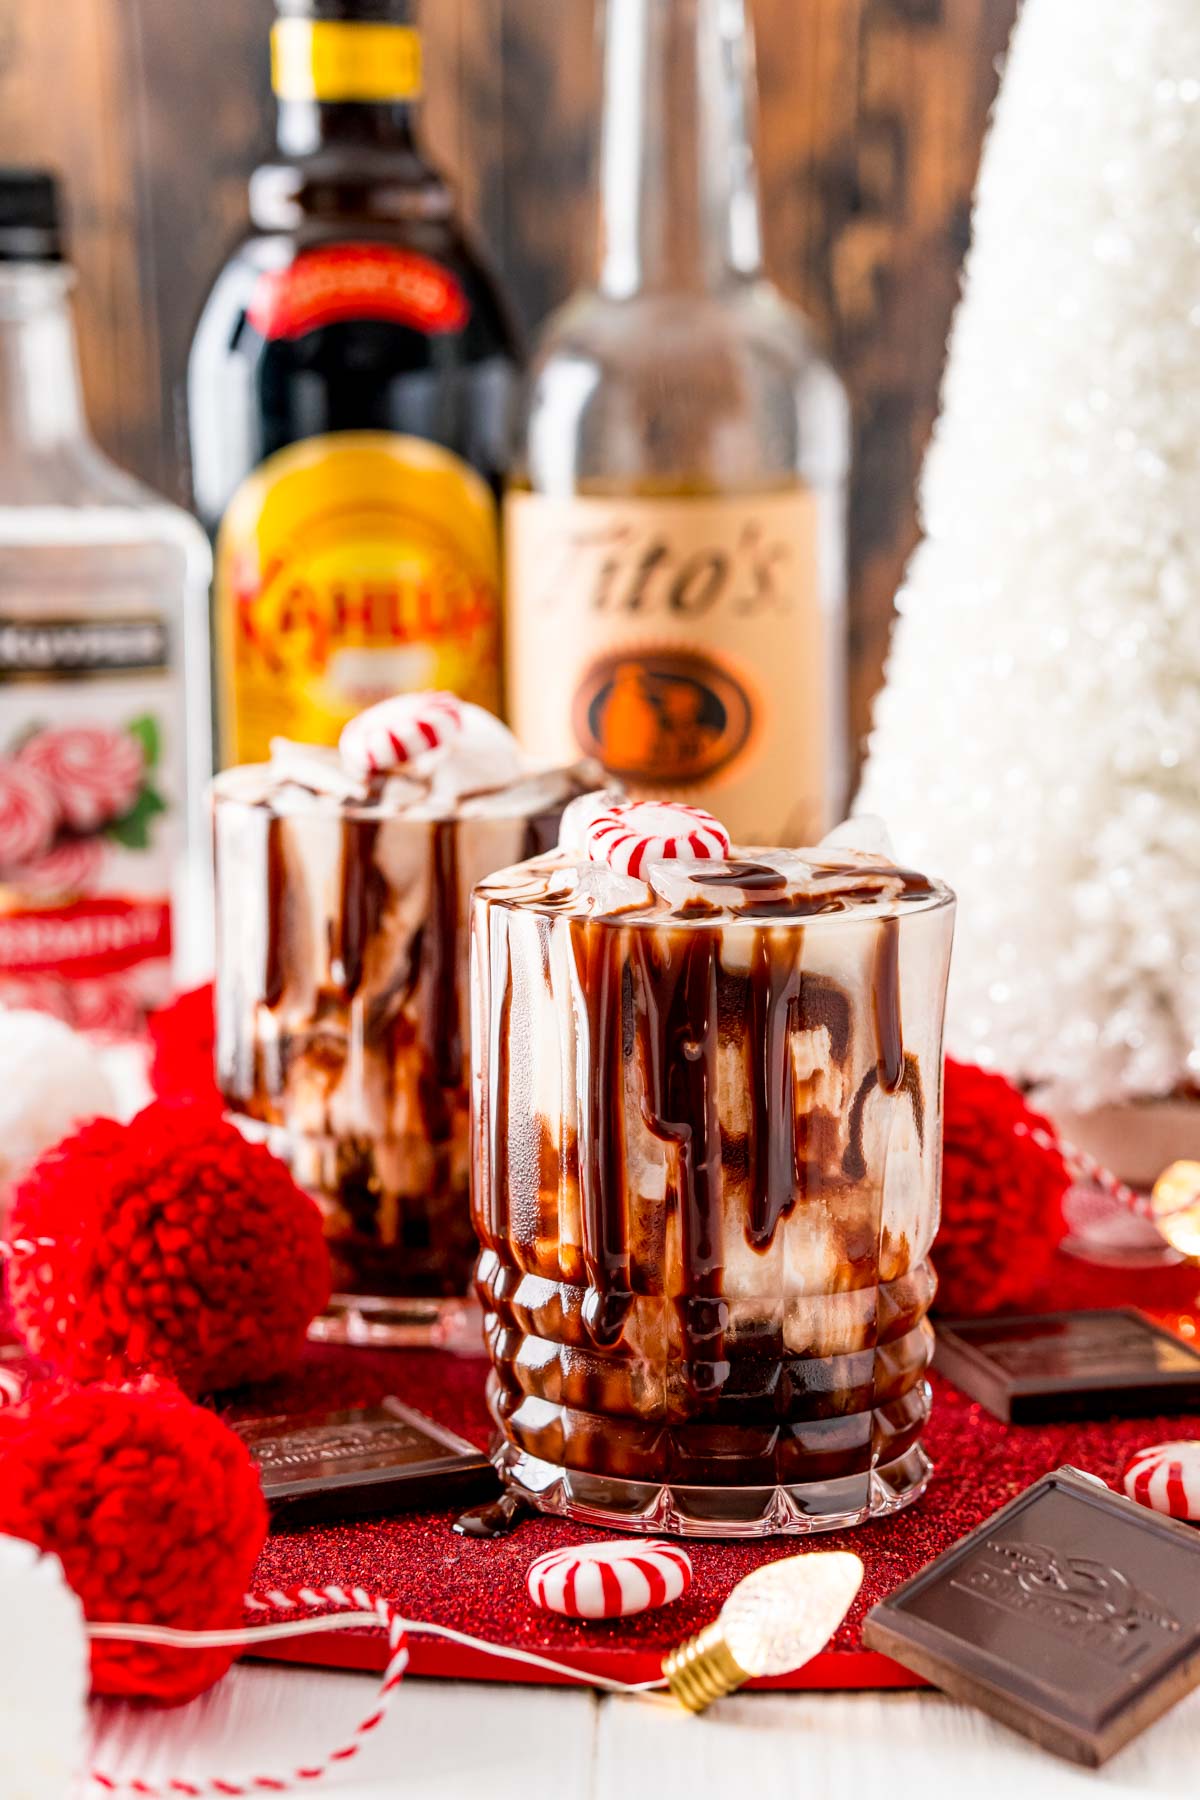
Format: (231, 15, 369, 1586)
(504, 489, 829, 845)
(216, 431, 501, 764)
(247, 244, 468, 341)
(0, 613, 180, 1034)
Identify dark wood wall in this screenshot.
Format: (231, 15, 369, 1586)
(0, 0, 1019, 756)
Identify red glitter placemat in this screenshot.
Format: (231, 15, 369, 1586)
(234, 1338, 1200, 1691)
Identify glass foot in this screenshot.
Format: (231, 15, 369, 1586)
(309, 1292, 484, 1351)
(492, 1440, 932, 1539)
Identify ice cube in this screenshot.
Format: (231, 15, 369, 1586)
(821, 814, 897, 860)
(569, 858, 651, 916)
(268, 739, 370, 803)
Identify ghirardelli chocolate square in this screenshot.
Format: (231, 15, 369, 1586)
(933, 1309, 1200, 1422)
(229, 1398, 500, 1524)
(864, 1467, 1200, 1766)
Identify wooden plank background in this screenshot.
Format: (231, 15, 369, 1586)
(0, 0, 1020, 761)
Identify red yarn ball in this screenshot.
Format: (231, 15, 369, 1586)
(935, 1058, 1069, 1316)
(6, 1100, 330, 1393)
(148, 982, 221, 1113)
(0, 1376, 267, 1703)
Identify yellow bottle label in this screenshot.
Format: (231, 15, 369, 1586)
(504, 488, 830, 846)
(270, 20, 423, 104)
(217, 432, 501, 765)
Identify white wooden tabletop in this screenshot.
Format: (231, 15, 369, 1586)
(88, 1662, 1200, 1799)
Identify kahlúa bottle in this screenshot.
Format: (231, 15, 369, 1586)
(189, 0, 519, 765)
(506, 0, 849, 844)
(0, 170, 212, 1033)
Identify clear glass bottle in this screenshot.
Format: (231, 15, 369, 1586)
(506, 0, 849, 846)
(0, 171, 212, 1032)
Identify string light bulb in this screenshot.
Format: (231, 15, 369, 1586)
(662, 1551, 864, 1712)
(1150, 1162, 1200, 1261)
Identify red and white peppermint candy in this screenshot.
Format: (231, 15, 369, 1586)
(17, 834, 104, 899)
(585, 801, 731, 879)
(18, 726, 144, 832)
(527, 1539, 692, 1619)
(340, 691, 464, 779)
(1123, 1441, 1200, 1522)
(0, 759, 59, 873)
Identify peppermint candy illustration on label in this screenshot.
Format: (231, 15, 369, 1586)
(0, 761, 59, 874)
(18, 727, 145, 833)
(527, 1540, 693, 1619)
(340, 692, 464, 779)
(584, 800, 731, 878)
(18, 836, 105, 900)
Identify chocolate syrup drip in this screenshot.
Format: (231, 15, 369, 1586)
(874, 917, 904, 1094)
(453, 1491, 531, 1538)
(744, 932, 805, 1248)
(486, 908, 513, 1251)
(629, 929, 724, 1378)
(839, 864, 938, 899)
(329, 820, 383, 998)
(843, 1054, 925, 1183)
(704, 861, 788, 889)
(262, 815, 286, 1008)
(428, 821, 462, 1088)
(570, 920, 634, 1346)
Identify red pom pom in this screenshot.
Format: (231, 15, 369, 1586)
(0, 1377, 267, 1703)
(935, 1059, 1069, 1316)
(6, 1100, 330, 1392)
(148, 982, 221, 1112)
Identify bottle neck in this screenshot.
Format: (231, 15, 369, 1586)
(598, 0, 764, 299)
(275, 96, 420, 158)
(271, 15, 424, 158)
(0, 266, 87, 455)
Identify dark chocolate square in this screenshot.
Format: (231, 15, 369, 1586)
(229, 1397, 499, 1525)
(933, 1309, 1200, 1423)
(864, 1467, 1200, 1766)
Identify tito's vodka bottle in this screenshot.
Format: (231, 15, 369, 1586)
(506, 0, 849, 844)
(0, 172, 211, 1030)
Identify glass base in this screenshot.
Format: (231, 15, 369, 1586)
(492, 1440, 932, 1539)
(309, 1292, 484, 1352)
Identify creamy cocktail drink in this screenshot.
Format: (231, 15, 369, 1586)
(471, 799, 955, 1533)
(213, 693, 597, 1344)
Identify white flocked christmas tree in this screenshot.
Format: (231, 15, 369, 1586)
(858, 0, 1200, 1119)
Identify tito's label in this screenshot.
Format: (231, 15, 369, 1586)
(217, 432, 501, 764)
(505, 489, 829, 845)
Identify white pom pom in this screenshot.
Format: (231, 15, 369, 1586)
(0, 1010, 117, 1203)
(0, 1535, 90, 1797)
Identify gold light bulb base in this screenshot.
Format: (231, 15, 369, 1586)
(662, 1623, 752, 1713)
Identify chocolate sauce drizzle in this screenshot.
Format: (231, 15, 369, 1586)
(330, 820, 384, 997)
(556, 905, 926, 1375)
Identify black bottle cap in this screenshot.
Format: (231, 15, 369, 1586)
(0, 169, 63, 263)
(275, 0, 415, 21)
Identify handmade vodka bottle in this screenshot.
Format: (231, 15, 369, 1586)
(0, 172, 212, 1030)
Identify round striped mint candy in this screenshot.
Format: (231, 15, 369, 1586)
(584, 801, 730, 879)
(1123, 1441, 1200, 1522)
(527, 1540, 693, 1619)
(339, 692, 463, 779)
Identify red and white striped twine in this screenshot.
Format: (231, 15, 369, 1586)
(1011, 1120, 1158, 1221)
(83, 1585, 674, 1794)
(88, 1586, 410, 1796)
